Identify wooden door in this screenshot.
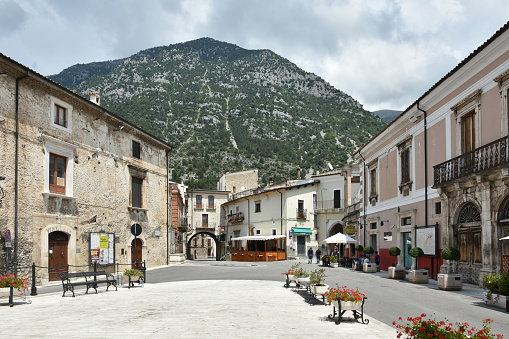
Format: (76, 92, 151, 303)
(49, 231, 69, 281)
(131, 238, 143, 267)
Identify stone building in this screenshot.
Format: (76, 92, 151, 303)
(169, 182, 186, 264)
(0, 53, 172, 281)
(217, 169, 258, 194)
(186, 189, 229, 260)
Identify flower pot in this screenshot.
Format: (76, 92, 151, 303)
(287, 274, 297, 282)
(340, 300, 363, 311)
(408, 269, 429, 284)
(388, 266, 406, 279)
(354, 263, 363, 271)
(363, 263, 377, 273)
(483, 292, 509, 310)
(123, 275, 140, 283)
(437, 274, 462, 291)
(297, 277, 310, 287)
(311, 284, 329, 295)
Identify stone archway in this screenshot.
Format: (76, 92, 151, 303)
(187, 232, 220, 261)
(326, 222, 350, 257)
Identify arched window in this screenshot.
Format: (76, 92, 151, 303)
(501, 199, 509, 221)
(457, 203, 481, 224)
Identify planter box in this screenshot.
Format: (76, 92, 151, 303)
(483, 292, 509, 310)
(310, 284, 329, 295)
(388, 267, 406, 279)
(297, 277, 310, 287)
(408, 269, 429, 284)
(354, 263, 363, 271)
(363, 263, 377, 273)
(437, 274, 463, 291)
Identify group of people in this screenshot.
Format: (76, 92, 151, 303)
(307, 246, 380, 270)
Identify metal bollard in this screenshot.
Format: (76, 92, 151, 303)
(30, 262, 38, 296)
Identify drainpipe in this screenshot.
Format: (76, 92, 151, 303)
(357, 151, 367, 248)
(14, 73, 28, 277)
(166, 150, 170, 266)
(417, 101, 434, 278)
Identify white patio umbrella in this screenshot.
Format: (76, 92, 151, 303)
(322, 232, 357, 244)
(500, 236, 509, 240)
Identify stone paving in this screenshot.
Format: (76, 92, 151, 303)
(0, 279, 396, 338)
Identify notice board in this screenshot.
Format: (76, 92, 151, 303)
(89, 232, 115, 265)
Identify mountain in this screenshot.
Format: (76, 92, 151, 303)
(373, 109, 402, 123)
(49, 38, 386, 189)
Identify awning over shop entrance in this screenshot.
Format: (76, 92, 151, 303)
(292, 227, 312, 235)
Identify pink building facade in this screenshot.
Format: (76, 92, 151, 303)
(353, 21, 509, 285)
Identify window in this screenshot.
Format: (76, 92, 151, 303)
(196, 195, 202, 209)
(298, 200, 304, 212)
(494, 69, 509, 136)
(202, 214, 208, 227)
(451, 89, 482, 157)
(50, 96, 72, 132)
(255, 201, 261, 213)
(54, 104, 67, 128)
(49, 153, 66, 194)
(43, 136, 76, 197)
(401, 216, 412, 226)
(271, 228, 277, 236)
(131, 177, 143, 208)
(207, 195, 214, 209)
(370, 168, 377, 196)
(333, 189, 341, 208)
(132, 141, 141, 159)
(370, 222, 377, 230)
(368, 161, 378, 205)
(434, 201, 442, 216)
(398, 137, 412, 196)
(255, 229, 261, 235)
(313, 194, 317, 209)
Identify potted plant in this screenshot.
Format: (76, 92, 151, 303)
(0, 274, 29, 296)
(388, 247, 405, 279)
(309, 268, 328, 295)
(325, 284, 366, 310)
(438, 246, 462, 290)
(353, 245, 364, 271)
(329, 255, 338, 267)
(361, 246, 376, 273)
(123, 268, 143, 285)
(482, 273, 509, 310)
(408, 247, 428, 283)
(293, 264, 310, 287)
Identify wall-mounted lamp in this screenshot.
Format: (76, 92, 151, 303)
(409, 114, 421, 123)
(116, 125, 124, 131)
(380, 220, 389, 227)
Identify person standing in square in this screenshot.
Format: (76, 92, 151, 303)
(308, 247, 314, 264)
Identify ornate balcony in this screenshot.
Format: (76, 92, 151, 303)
(433, 135, 509, 187)
(296, 208, 307, 219)
(227, 212, 244, 225)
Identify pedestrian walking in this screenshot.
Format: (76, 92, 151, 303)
(374, 251, 380, 271)
(316, 248, 322, 264)
(308, 247, 313, 264)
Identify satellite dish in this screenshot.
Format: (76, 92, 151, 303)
(241, 186, 246, 191)
(327, 163, 334, 170)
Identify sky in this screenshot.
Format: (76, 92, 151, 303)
(0, 0, 508, 112)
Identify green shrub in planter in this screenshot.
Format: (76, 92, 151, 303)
(123, 269, 143, 277)
(310, 268, 326, 285)
(389, 246, 401, 266)
(355, 245, 364, 252)
(483, 273, 509, 297)
(441, 247, 460, 261)
(363, 246, 374, 255)
(409, 247, 424, 269)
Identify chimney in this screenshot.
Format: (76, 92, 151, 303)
(89, 92, 101, 105)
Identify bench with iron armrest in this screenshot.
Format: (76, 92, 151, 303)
(59, 271, 117, 297)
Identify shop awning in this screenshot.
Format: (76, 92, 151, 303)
(292, 227, 312, 235)
(231, 235, 286, 241)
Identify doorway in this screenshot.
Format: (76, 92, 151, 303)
(403, 232, 412, 269)
(48, 231, 69, 281)
(131, 238, 143, 267)
(297, 236, 306, 256)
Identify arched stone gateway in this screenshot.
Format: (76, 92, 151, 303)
(325, 222, 353, 258)
(187, 232, 220, 261)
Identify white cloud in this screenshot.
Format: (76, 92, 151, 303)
(0, 0, 508, 111)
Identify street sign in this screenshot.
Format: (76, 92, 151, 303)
(131, 224, 142, 236)
(5, 229, 11, 242)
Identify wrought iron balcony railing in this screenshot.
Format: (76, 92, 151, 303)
(296, 208, 307, 219)
(433, 135, 508, 187)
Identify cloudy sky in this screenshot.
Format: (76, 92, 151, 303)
(1, 0, 508, 111)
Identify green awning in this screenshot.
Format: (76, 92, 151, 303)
(292, 227, 312, 235)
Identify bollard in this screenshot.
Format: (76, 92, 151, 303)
(30, 262, 38, 296)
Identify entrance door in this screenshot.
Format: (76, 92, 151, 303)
(49, 231, 69, 281)
(297, 236, 306, 256)
(403, 232, 412, 269)
(131, 238, 143, 267)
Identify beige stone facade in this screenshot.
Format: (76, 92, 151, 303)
(217, 169, 258, 194)
(0, 54, 172, 281)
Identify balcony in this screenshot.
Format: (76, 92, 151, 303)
(195, 221, 217, 229)
(227, 212, 245, 225)
(296, 209, 307, 219)
(433, 135, 509, 187)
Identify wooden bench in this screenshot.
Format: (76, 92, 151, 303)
(59, 271, 117, 297)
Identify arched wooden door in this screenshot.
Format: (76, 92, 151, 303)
(49, 231, 69, 281)
(131, 238, 143, 267)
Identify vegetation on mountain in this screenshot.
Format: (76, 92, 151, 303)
(50, 38, 386, 189)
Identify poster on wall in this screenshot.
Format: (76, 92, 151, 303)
(89, 233, 115, 265)
(416, 226, 437, 256)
